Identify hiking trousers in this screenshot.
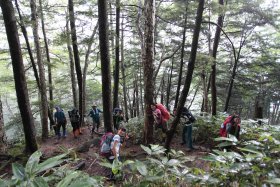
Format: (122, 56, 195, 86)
(92, 119, 100, 133)
(182, 124, 193, 149)
(57, 121, 67, 137)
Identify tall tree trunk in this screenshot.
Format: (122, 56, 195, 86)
(202, 0, 211, 113)
(39, 0, 55, 127)
(275, 110, 280, 125)
(68, 0, 83, 122)
(201, 74, 211, 113)
(174, 2, 188, 109)
(139, 62, 144, 115)
(188, 80, 200, 109)
(135, 77, 140, 117)
(132, 82, 136, 117)
(166, 59, 174, 110)
(98, 0, 113, 132)
(160, 78, 165, 104)
(254, 95, 263, 119)
(113, 0, 120, 109)
(30, 0, 49, 140)
(270, 103, 279, 125)
(201, 69, 208, 112)
(0, 96, 7, 151)
(120, 20, 129, 121)
(15, 0, 54, 128)
(136, 0, 144, 116)
(15, 0, 40, 89)
(165, 0, 205, 151)
(66, 17, 78, 108)
(82, 23, 99, 116)
(224, 25, 246, 112)
(143, 0, 155, 144)
(109, 1, 115, 62)
(211, 0, 224, 116)
(0, 0, 38, 153)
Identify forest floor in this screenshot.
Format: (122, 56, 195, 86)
(1, 124, 212, 185)
(41, 125, 211, 178)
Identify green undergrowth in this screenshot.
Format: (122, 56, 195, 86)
(1, 115, 279, 186)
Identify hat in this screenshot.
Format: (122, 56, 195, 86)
(92, 104, 97, 107)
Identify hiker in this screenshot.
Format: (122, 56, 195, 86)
(151, 103, 170, 142)
(113, 108, 124, 131)
(176, 107, 196, 151)
(220, 115, 241, 139)
(108, 127, 128, 181)
(54, 106, 67, 139)
(88, 104, 102, 134)
(68, 107, 80, 139)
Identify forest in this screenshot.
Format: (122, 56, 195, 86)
(0, 0, 280, 186)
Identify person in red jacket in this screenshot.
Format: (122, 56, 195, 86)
(151, 103, 169, 142)
(220, 115, 241, 139)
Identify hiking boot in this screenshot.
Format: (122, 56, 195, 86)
(185, 148, 194, 152)
(191, 146, 198, 150)
(107, 177, 116, 181)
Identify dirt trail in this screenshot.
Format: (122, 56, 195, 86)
(39, 126, 211, 177)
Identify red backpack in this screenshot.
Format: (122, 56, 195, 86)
(156, 103, 170, 123)
(219, 115, 232, 137)
(100, 132, 114, 157)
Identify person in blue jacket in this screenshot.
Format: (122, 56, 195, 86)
(54, 106, 67, 139)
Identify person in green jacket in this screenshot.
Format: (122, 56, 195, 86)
(88, 104, 102, 134)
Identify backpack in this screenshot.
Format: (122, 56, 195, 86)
(156, 103, 170, 122)
(182, 107, 196, 123)
(100, 132, 114, 156)
(219, 115, 232, 137)
(69, 110, 79, 123)
(56, 111, 66, 123)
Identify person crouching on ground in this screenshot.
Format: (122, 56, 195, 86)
(226, 115, 241, 139)
(151, 103, 167, 142)
(108, 127, 128, 180)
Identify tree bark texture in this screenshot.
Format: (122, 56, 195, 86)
(165, 0, 205, 151)
(224, 23, 247, 112)
(0, 0, 38, 153)
(143, 0, 155, 144)
(166, 59, 174, 110)
(82, 23, 99, 117)
(15, 0, 40, 88)
(201, 69, 208, 112)
(16, 0, 54, 128)
(0, 97, 7, 151)
(174, 2, 188, 109)
(39, 0, 55, 127)
(30, 0, 49, 140)
(120, 20, 129, 121)
(66, 17, 78, 108)
(98, 0, 113, 132)
(113, 0, 120, 109)
(254, 95, 263, 119)
(69, 0, 84, 121)
(211, 0, 224, 116)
